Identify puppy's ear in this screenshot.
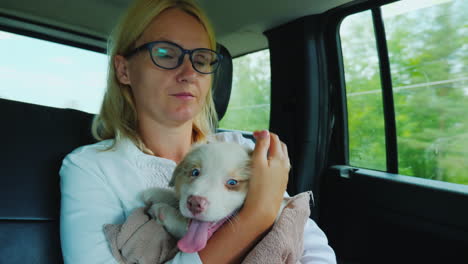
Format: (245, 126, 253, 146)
(170, 144, 203, 187)
(170, 157, 191, 187)
(168, 174, 176, 187)
(243, 145, 254, 157)
(169, 166, 180, 187)
(248, 148, 254, 157)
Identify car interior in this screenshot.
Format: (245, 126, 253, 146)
(1, 0, 467, 263)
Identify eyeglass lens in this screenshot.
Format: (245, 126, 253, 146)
(150, 42, 219, 73)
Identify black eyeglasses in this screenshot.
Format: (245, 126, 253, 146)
(125, 40, 223, 74)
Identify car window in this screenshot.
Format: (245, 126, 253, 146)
(218, 50, 271, 131)
(341, 0, 467, 184)
(340, 10, 387, 171)
(0, 30, 107, 113)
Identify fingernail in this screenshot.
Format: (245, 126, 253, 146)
(254, 130, 269, 139)
(253, 131, 259, 139)
(253, 130, 260, 139)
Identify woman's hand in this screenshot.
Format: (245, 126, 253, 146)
(244, 130, 290, 223)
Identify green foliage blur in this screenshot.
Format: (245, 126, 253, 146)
(219, 50, 271, 132)
(342, 0, 468, 184)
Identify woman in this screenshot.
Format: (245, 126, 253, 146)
(60, 0, 336, 263)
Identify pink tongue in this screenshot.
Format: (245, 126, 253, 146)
(177, 218, 229, 253)
(177, 220, 211, 253)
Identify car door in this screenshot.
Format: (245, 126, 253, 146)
(264, 0, 468, 263)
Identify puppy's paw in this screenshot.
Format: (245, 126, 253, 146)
(148, 203, 189, 239)
(148, 203, 174, 224)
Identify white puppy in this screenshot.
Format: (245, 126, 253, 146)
(142, 141, 286, 253)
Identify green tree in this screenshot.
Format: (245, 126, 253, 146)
(219, 50, 271, 131)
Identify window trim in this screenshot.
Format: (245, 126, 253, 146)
(0, 12, 107, 54)
(371, 7, 398, 173)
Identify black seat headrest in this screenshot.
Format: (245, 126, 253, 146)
(213, 44, 233, 121)
(0, 98, 95, 220)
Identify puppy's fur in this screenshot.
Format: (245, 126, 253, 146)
(142, 142, 286, 240)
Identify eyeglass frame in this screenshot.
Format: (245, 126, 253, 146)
(124, 40, 223, 74)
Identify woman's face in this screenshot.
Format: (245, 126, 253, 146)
(116, 8, 212, 128)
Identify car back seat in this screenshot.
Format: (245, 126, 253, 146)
(0, 44, 232, 263)
(0, 98, 94, 263)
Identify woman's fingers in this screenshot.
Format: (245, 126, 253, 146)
(281, 142, 291, 169)
(251, 130, 286, 169)
(252, 131, 289, 164)
(267, 133, 290, 169)
(267, 133, 282, 161)
(281, 142, 288, 156)
(252, 130, 270, 164)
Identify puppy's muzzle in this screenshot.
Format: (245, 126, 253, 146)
(187, 195, 209, 215)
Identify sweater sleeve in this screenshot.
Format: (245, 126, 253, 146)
(300, 218, 337, 264)
(60, 151, 124, 264)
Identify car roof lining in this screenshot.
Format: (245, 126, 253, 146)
(0, 0, 353, 57)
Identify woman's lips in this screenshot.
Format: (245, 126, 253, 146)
(172, 92, 195, 100)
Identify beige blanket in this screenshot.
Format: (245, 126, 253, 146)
(104, 191, 311, 264)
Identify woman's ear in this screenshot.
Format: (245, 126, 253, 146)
(114, 55, 131, 85)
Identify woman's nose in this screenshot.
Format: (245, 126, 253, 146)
(176, 56, 197, 83)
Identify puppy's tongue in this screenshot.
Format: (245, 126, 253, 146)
(177, 218, 228, 253)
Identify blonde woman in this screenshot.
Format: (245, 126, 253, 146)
(59, 0, 336, 263)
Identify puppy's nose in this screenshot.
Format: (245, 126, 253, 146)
(187, 195, 209, 215)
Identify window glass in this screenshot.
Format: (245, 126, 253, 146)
(341, 0, 468, 185)
(0, 30, 107, 113)
(340, 11, 387, 171)
(383, 0, 468, 184)
(219, 50, 271, 131)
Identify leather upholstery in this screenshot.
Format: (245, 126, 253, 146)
(213, 44, 233, 121)
(0, 98, 94, 263)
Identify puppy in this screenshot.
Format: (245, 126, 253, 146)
(141, 141, 287, 253)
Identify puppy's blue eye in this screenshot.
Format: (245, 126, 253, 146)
(191, 168, 200, 177)
(226, 179, 238, 186)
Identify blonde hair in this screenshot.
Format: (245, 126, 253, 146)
(92, 0, 218, 153)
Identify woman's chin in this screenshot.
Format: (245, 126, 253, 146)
(168, 108, 200, 124)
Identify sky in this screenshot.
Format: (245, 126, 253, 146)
(382, 0, 453, 18)
(0, 31, 107, 113)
